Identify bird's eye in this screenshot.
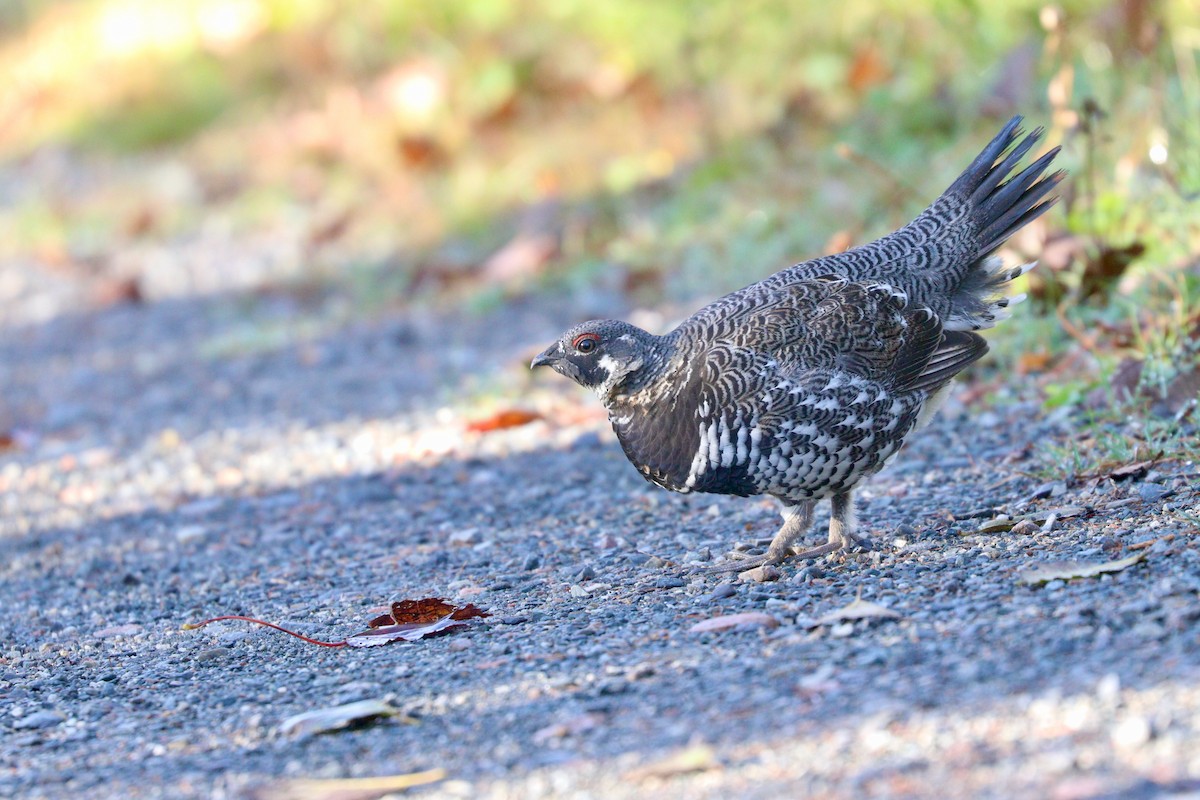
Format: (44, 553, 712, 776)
(572, 333, 600, 353)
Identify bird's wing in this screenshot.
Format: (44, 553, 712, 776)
(682, 277, 980, 389)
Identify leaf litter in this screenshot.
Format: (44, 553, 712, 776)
(279, 699, 413, 737)
(804, 595, 903, 628)
(690, 612, 780, 633)
(254, 769, 447, 800)
(1018, 552, 1147, 585)
(182, 597, 488, 648)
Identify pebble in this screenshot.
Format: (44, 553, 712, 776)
(1010, 520, 1040, 536)
(655, 576, 686, 589)
(449, 528, 483, 545)
(739, 565, 780, 583)
(12, 710, 65, 730)
(195, 647, 230, 662)
(1110, 716, 1153, 749)
(576, 565, 596, 582)
(706, 583, 737, 602)
(1137, 483, 1170, 503)
(523, 555, 541, 571)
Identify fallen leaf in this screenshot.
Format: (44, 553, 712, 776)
(624, 743, 720, 783)
(977, 505, 1089, 534)
(690, 612, 780, 633)
(0, 432, 18, 452)
(348, 599, 488, 647)
(1018, 552, 1146, 585)
(466, 409, 542, 433)
(183, 598, 488, 649)
(808, 597, 902, 627)
(1017, 351, 1054, 374)
(279, 699, 411, 737)
(308, 209, 353, 248)
(847, 44, 889, 93)
(255, 769, 446, 800)
(1109, 460, 1152, 482)
(1079, 241, 1145, 302)
(395, 134, 447, 169)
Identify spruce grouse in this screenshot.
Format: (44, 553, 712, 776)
(532, 117, 1064, 573)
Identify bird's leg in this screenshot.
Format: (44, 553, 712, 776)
(701, 501, 814, 574)
(790, 490, 871, 560)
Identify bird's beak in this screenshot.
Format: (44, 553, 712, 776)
(530, 345, 557, 369)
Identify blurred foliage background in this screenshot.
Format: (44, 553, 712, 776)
(0, 0, 1198, 470)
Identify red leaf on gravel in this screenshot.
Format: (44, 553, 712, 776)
(183, 598, 488, 649)
(466, 409, 541, 433)
(349, 598, 489, 647)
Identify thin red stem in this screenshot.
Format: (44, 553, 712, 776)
(182, 615, 347, 647)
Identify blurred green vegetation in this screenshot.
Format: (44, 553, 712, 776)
(0, 0, 1198, 467)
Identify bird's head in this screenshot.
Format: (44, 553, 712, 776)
(531, 320, 657, 401)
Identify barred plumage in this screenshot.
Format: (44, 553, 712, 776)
(532, 117, 1064, 572)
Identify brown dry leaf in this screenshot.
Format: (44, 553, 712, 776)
(348, 598, 488, 647)
(466, 409, 541, 433)
(624, 743, 720, 783)
(1109, 460, 1153, 482)
(690, 612, 780, 633)
(809, 597, 902, 627)
(1017, 351, 1054, 374)
(308, 210, 353, 248)
(847, 45, 889, 93)
(279, 699, 411, 737)
(396, 135, 447, 169)
(1079, 242, 1145, 302)
(1018, 552, 1146, 586)
(255, 769, 446, 800)
(0, 432, 16, 452)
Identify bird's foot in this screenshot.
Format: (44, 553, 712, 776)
(697, 551, 771, 575)
(699, 529, 871, 575)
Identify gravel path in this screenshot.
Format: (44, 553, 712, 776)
(3, 274, 1200, 800)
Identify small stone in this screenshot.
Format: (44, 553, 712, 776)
(499, 615, 528, 625)
(196, 647, 230, 662)
(1137, 483, 1169, 503)
(895, 523, 916, 537)
(1111, 716, 1153, 749)
(627, 663, 655, 680)
(13, 710, 65, 730)
(739, 565, 780, 583)
(642, 556, 667, 569)
(576, 565, 596, 582)
(522, 555, 540, 571)
(175, 525, 207, 544)
(449, 528, 483, 545)
(568, 585, 589, 598)
(708, 583, 737, 601)
(655, 576, 686, 589)
(1010, 519, 1040, 536)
